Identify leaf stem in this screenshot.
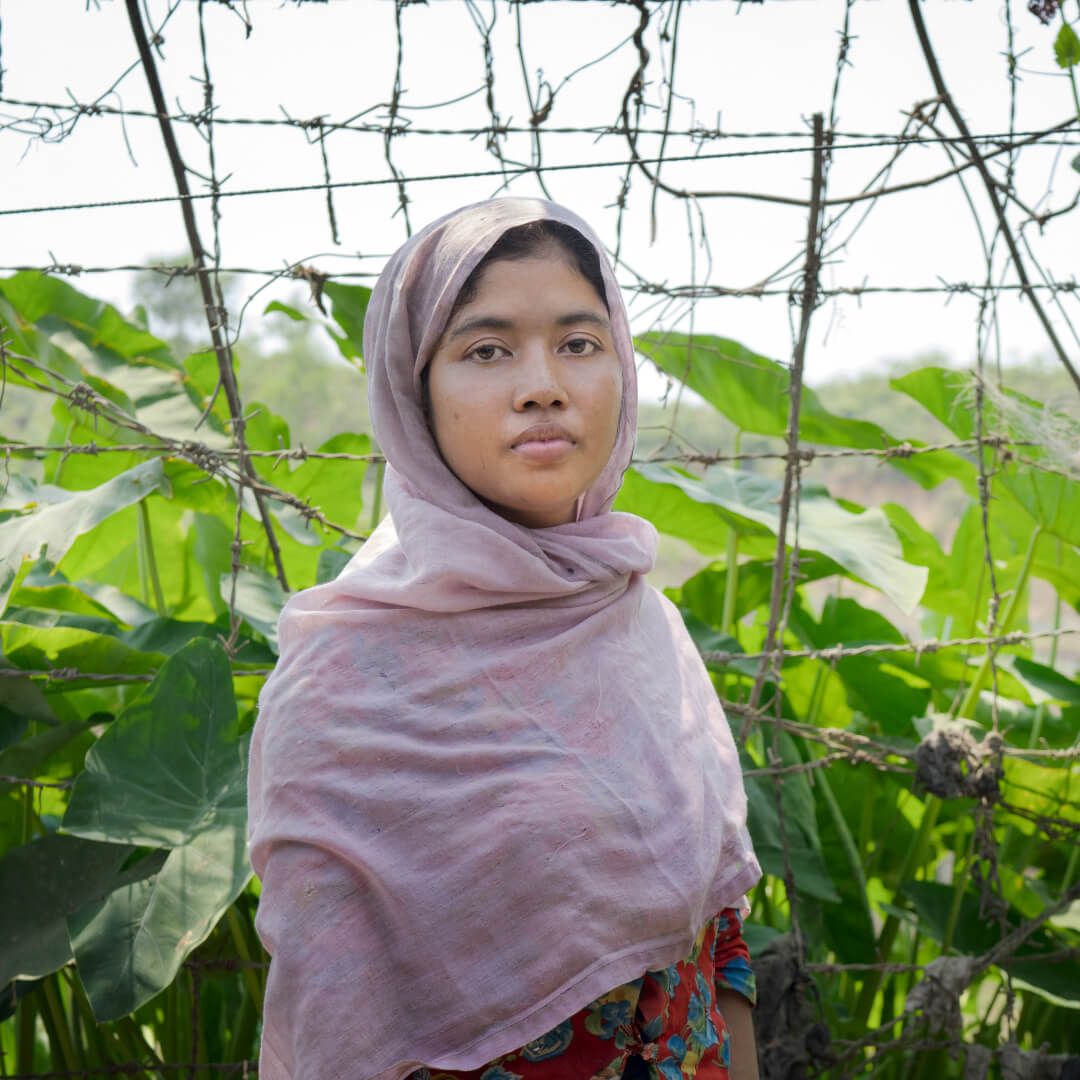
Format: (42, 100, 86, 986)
(226, 904, 264, 1021)
(16, 987, 37, 1079)
(38, 976, 78, 1076)
(136, 498, 167, 615)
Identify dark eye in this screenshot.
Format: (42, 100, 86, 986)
(564, 338, 597, 356)
(466, 343, 505, 363)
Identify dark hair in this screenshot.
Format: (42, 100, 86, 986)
(450, 220, 609, 316)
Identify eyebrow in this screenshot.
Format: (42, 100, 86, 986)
(444, 310, 611, 342)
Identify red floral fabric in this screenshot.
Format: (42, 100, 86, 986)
(410, 908, 754, 1080)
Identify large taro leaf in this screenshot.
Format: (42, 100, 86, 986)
(0, 460, 166, 616)
(68, 825, 250, 1021)
(0, 832, 166, 986)
(893, 366, 1080, 547)
(635, 332, 970, 490)
(743, 736, 840, 903)
(623, 463, 927, 613)
(62, 637, 248, 848)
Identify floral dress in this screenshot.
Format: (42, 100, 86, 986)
(410, 908, 755, 1080)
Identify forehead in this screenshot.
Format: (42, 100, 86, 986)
(454, 248, 604, 314)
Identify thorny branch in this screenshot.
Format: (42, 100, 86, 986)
(123, 0, 290, 620)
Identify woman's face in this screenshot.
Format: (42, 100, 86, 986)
(426, 248, 623, 529)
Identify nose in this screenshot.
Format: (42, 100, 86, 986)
(513, 344, 567, 411)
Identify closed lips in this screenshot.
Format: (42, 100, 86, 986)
(512, 423, 575, 447)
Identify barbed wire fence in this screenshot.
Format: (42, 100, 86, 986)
(2, 1, 1080, 1078)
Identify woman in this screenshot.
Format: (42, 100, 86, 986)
(247, 198, 762, 1080)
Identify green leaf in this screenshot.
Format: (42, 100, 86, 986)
(1054, 21, 1080, 68)
(741, 922, 782, 956)
(1009, 955, 1080, 1008)
(626, 463, 928, 613)
(121, 615, 274, 666)
(0, 675, 57, 752)
(743, 737, 840, 903)
(61, 638, 248, 848)
(788, 597, 930, 735)
(55, 492, 201, 620)
(276, 432, 370, 538)
(264, 300, 309, 322)
(244, 402, 292, 481)
(1000, 757, 1080, 835)
(193, 512, 234, 618)
(10, 579, 129, 625)
(68, 825, 250, 1021)
(896, 880, 1080, 1003)
(325, 282, 372, 360)
(0, 459, 166, 615)
(672, 553, 840, 631)
(898, 880, 1012, 955)
(817, 765, 877, 963)
(0, 723, 89, 797)
(0, 273, 173, 361)
(316, 547, 352, 585)
(221, 567, 289, 653)
(1010, 657, 1080, 705)
(893, 366, 1080, 547)
(0, 832, 165, 986)
(635, 332, 965, 490)
(1, 623, 164, 688)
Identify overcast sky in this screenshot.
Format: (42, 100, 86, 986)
(2, 0, 1078, 393)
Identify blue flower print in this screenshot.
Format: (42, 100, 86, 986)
(479, 1067, 523, 1080)
(658, 1060, 683, 1080)
(650, 965, 681, 998)
(584, 999, 633, 1039)
(666, 1034, 687, 1063)
(520, 1020, 574, 1062)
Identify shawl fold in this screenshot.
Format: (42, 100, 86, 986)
(248, 199, 761, 1080)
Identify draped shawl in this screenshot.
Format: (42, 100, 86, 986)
(247, 198, 761, 1080)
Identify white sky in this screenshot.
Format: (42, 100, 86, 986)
(2, 0, 1078, 394)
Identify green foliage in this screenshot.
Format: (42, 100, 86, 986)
(1054, 20, 1080, 67)
(2, 272, 1078, 1076)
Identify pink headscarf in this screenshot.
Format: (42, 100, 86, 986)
(247, 199, 760, 1080)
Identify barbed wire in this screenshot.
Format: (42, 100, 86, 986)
(3, 114, 1079, 221)
(6, 94, 1080, 147)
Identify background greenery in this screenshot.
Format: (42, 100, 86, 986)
(1, 269, 1079, 1078)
